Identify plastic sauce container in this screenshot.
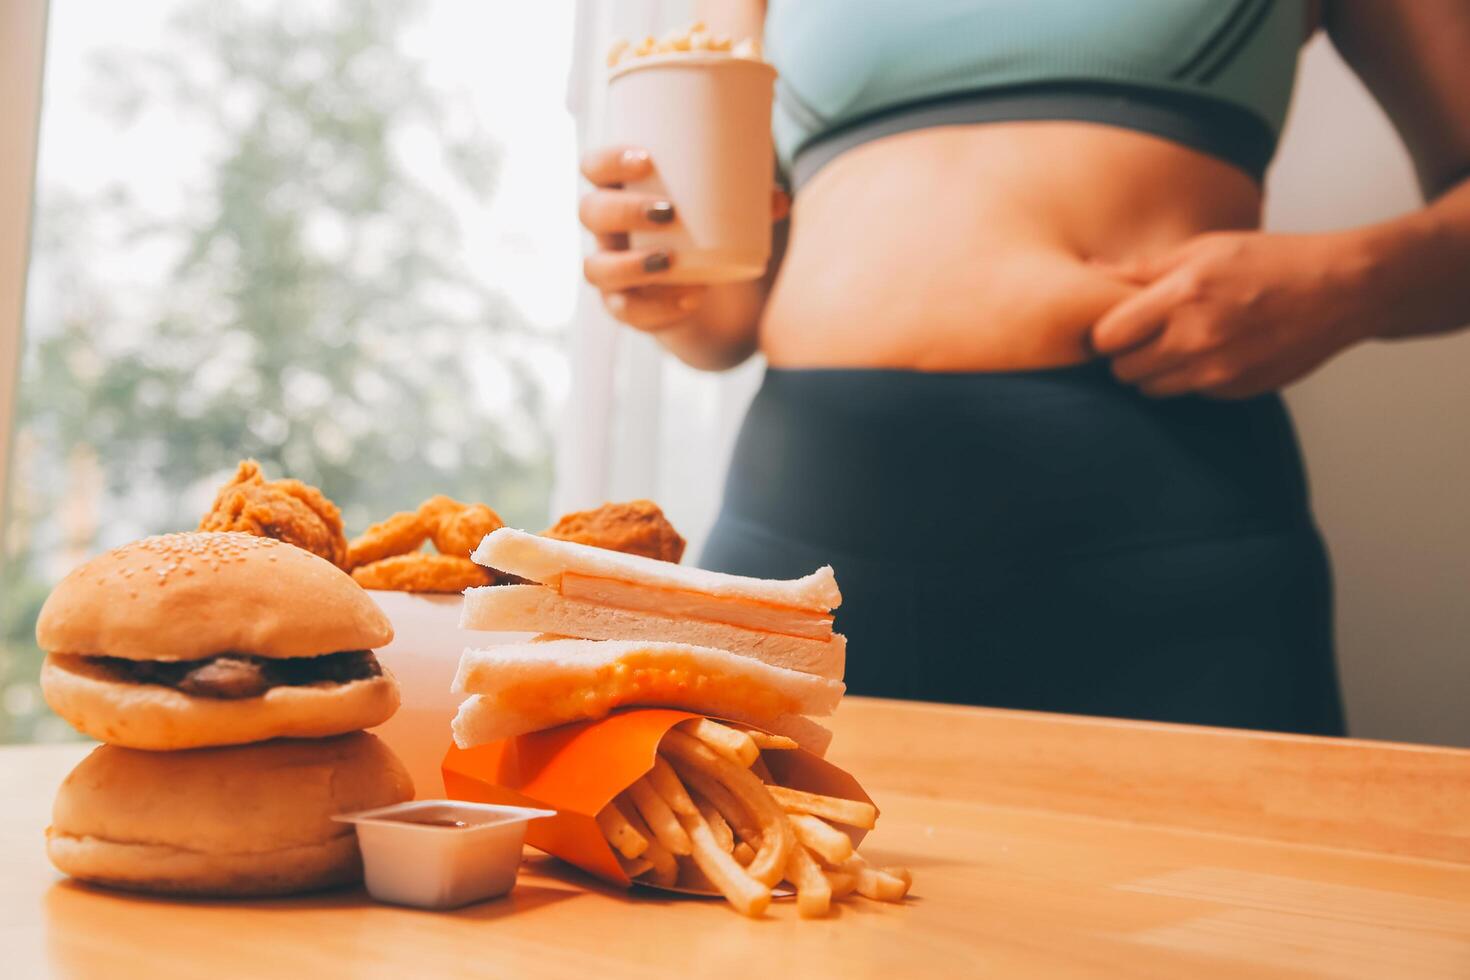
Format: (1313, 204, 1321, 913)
(335, 800, 555, 910)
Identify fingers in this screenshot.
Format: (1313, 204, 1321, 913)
(580, 145, 653, 187)
(579, 189, 676, 238)
(1109, 342, 1187, 384)
(1090, 277, 1190, 355)
(605, 286, 705, 331)
(585, 247, 685, 293)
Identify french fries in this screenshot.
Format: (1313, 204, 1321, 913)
(789, 812, 855, 867)
(696, 797, 735, 853)
(660, 729, 794, 888)
(784, 843, 832, 919)
(595, 801, 648, 860)
(678, 717, 760, 768)
(846, 854, 913, 902)
(593, 718, 912, 918)
(626, 776, 692, 856)
(767, 784, 879, 830)
(618, 800, 678, 887)
(666, 756, 762, 844)
(744, 730, 799, 751)
(825, 869, 859, 899)
(682, 811, 770, 918)
(645, 756, 698, 819)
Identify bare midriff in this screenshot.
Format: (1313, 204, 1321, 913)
(760, 121, 1264, 372)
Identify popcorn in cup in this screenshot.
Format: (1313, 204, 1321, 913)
(604, 24, 776, 284)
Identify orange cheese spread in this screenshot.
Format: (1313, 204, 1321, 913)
(495, 652, 799, 720)
(560, 572, 833, 640)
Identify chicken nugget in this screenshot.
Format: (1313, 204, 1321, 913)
(416, 494, 464, 533)
(199, 460, 349, 568)
(543, 499, 686, 563)
(346, 511, 428, 569)
(431, 503, 505, 559)
(350, 553, 494, 593)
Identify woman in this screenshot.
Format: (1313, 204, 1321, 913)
(578, 1, 1470, 734)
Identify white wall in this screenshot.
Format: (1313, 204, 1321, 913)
(1271, 39, 1470, 747)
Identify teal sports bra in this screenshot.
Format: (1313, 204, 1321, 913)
(767, 0, 1305, 187)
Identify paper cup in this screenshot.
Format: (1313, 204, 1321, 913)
(366, 590, 532, 799)
(605, 54, 776, 284)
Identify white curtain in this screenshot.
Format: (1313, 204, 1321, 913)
(557, 0, 764, 556)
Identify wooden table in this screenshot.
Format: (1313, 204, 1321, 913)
(6, 697, 1470, 978)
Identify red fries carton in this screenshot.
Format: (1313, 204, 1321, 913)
(441, 708, 875, 890)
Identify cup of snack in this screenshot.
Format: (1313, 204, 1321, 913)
(604, 26, 776, 284)
(335, 799, 555, 910)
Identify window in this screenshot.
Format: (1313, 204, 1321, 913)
(1, 0, 579, 741)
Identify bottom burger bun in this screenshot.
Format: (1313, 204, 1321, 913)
(40, 653, 400, 751)
(47, 733, 414, 897)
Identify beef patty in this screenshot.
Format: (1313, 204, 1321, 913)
(90, 650, 382, 699)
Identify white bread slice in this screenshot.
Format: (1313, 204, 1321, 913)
(450, 639, 845, 748)
(459, 585, 846, 680)
(471, 528, 841, 612)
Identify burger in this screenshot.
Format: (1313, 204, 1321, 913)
(48, 734, 413, 896)
(38, 531, 401, 750)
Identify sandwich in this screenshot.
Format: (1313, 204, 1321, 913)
(47, 733, 413, 896)
(462, 528, 845, 680)
(451, 639, 844, 754)
(38, 531, 401, 750)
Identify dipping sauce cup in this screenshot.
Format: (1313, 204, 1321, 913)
(335, 799, 554, 910)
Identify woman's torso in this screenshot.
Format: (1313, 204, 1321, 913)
(757, 0, 1314, 371)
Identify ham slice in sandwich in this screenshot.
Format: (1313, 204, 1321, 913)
(463, 528, 845, 681)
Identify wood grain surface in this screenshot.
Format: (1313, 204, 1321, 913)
(6, 696, 1469, 979)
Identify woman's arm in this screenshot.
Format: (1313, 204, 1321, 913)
(579, 0, 778, 372)
(1090, 1, 1470, 398)
(1326, 0, 1470, 338)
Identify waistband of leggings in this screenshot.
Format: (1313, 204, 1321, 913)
(718, 364, 1313, 559)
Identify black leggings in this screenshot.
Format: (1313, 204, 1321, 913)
(701, 363, 1346, 736)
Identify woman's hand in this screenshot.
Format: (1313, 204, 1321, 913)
(1090, 231, 1380, 399)
(579, 145, 707, 331)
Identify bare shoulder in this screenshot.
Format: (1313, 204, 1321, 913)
(1324, 0, 1470, 195)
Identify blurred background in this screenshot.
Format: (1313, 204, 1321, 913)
(1, 0, 578, 740)
(2, 2, 1467, 747)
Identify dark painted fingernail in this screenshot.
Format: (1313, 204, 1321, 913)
(646, 201, 675, 223)
(643, 251, 671, 273)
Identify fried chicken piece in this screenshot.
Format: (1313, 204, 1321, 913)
(199, 460, 348, 568)
(416, 494, 463, 533)
(346, 511, 429, 570)
(350, 553, 494, 593)
(431, 503, 505, 559)
(543, 499, 686, 563)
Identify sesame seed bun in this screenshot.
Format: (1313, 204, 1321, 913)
(36, 531, 400, 748)
(36, 532, 393, 661)
(47, 734, 414, 897)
